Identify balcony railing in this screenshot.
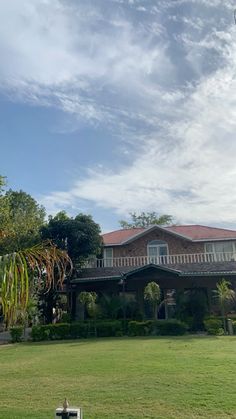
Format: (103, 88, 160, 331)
(84, 252, 236, 268)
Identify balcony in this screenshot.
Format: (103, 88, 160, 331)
(85, 252, 236, 268)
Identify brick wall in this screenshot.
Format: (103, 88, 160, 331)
(107, 229, 205, 258)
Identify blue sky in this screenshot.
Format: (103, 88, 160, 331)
(1, 0, 236, 232)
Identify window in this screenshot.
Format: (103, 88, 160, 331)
(205, 242, 236, 261)
(147, 240, 168, 263)
(104, 247, 113, 267)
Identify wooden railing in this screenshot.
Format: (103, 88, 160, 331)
(84, 252, 236, 268)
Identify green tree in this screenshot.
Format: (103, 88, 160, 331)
(0, 177, 72, 328)
(144, 281, 161, 320)
(119, 212, 173, 229)
(41, 212, 102, 266)
(0, 189, 45, 253)
(214, 279, 235, 333)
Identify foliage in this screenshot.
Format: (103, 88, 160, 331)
(128, 319, 187, 336)
(10, 326, 24, 343)
(41, 211, 102, 265)
(0, 241, 72, 327)
(175, 289, 209, 331)
(0, 189, 45, 253)
(204, 318, 224, 335)
(119, 212, 173, 229)
(214, 279, 235, 333)
(31, 320, 123, 341)
(100, 294, 123, 319)
(144, 281, 161, 320)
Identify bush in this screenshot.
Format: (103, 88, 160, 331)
(10, 326, 24, 343)
(128, 320, 187, 336)
(151, 320, 187, 336)
(31, 325, 50, 341)
(128, 321, 152, 336)
(70, 322, 89, 339)
(204, 318, 223, 335)
(96, 320, 123, 337)
(47, 323, 71, 340)
(31, 320, 123, 341)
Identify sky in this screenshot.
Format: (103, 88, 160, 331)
(1, 0, 236, 232)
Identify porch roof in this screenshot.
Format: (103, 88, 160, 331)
(71, 261, 236, 283)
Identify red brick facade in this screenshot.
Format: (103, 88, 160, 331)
(105, 229, 205, 258)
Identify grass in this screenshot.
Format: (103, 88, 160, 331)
(0, 336, 236, 418)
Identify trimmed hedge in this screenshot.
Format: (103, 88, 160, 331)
(128, 320, 187, 336)
(10, 326, 24, 343)
(31, 319, 187, 342)
(204, 318, 224, 335)
(31, 320, 123, 341)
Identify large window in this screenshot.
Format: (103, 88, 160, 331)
(147, 240, 168, 263)
(103, 247, 113, 267)
(205, 241, 236, 261)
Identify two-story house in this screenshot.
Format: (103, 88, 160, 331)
(70, 224, 236, 319)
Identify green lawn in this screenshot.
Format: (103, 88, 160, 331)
(1, 337, 236, 418)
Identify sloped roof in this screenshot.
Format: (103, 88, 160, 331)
(72, 261, 236, 283)
(166, 225, 236, 241)
(102, 228, 145, 245)
(102, 225, 236, 245)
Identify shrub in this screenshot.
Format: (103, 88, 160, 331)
(70, 322, 89, 339)
(96, 320, 123, 337)
(47, 323, 71, 340)
(128, 321, 152, 336)
(128, 320, 187, 336)
(151, 320, 187, 336)
(10, 326, 24, 343)
(31, 325, 50, 341)
(204, 318, 223, 335)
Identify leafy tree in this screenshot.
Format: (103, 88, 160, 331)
(119, 212, 173, 229)
(41, 212, 102, 266)
(0, 189, 45, 253)
(214, 279, 235, 333)
(144, 281, 161, 320)
(0, 176, 72, 328)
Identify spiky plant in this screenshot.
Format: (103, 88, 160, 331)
(0, 240, 72, 327)
(214, 279, 235, 333)
(144, 281, 161, 320)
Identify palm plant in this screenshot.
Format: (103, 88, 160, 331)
(0, 240, 72, 328)
(214, 279, 235, 333)
(144, 281, 161, 320)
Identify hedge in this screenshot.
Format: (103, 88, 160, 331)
(128, 319, 187, 336)
(204, 318, 224, 335)
(10, 326, 24, 343)
(31, 320, 123, 341)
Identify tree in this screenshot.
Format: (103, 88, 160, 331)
(0, 241, 72, 328)
(0, 176, 72, 328)
(41, 212, 102, 266)
(214, 279, 235, 333)
(0, 189, 45, 253)
(144, 281, 161, 320)
(119, 212, 173, 229)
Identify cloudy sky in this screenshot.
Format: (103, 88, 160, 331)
(1, 0, 236, 231)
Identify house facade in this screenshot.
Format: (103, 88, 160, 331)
(70, 225, 236, 319)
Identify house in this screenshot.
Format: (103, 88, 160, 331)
(70, 224, 236, 319)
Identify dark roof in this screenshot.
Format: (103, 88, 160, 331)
(102, 225, 236, 246)
(71, 261, 236, 283)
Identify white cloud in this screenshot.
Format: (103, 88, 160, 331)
(2, 0, 236, 226)
(40, 22, 236, 225)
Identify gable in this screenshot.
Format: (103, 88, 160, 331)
(102, 224, 236, 246)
